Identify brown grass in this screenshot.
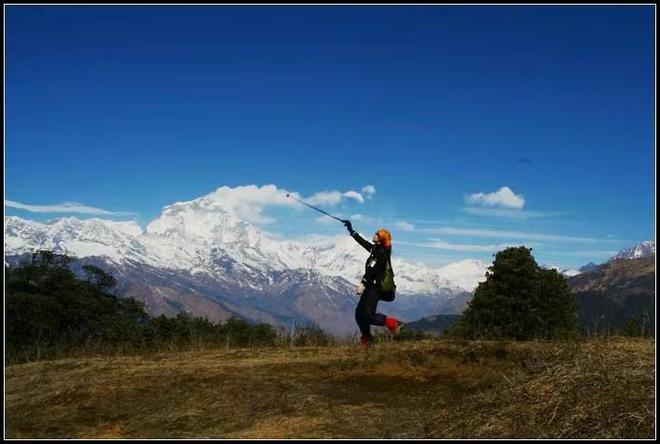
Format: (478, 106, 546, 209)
(5, 337, 655, 439)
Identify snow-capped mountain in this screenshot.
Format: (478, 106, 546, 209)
(4, 192, 490, 335)
(610, 241, 655, 261)
(545, 242, 656, 279)
(541, 263, 582, 277)
(5, 198, 488, 295)
(559, 268, 582, 278)
(4, 216, 144, 263)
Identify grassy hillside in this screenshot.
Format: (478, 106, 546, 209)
(5, 338, 654, 439)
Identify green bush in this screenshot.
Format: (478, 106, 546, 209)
(451, 247, 579, 341)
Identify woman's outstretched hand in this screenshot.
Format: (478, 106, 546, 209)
(343, 219, 354, 234)
(355, 281, 365, 295)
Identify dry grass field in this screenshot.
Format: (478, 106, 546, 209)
(5, 337, 655, 439)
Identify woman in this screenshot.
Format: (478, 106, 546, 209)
(344, 220, 403, 349)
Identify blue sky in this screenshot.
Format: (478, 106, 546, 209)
(5, 5, 655, 269)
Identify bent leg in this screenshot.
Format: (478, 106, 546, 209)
(357, 287, 387, 327)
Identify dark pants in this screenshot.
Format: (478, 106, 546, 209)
(355, 286, 387, 339)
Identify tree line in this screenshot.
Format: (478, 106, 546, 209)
(6, 247, 650, 362)
(5, 251, 336, 363)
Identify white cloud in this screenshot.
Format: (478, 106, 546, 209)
(393, 221, 415, 232)
(362, 185, 376, 198)
(307, 191, 343, 206)
(342, 191, 365, 203)
(422, 227, 616, 243)
(466, 186, 525, 209)
(5, 200, 134, 216)
(398, 239, 521, 253)
(208, 184, 297, 207)
(307, 188, 369, 206)
(203, 184, 299, 224)
(200, 184, 369, 225)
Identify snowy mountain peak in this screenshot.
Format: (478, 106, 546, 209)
(541, 263, 582, 277)
(5, 213, 489, 294)
(433, 259, 490, 291)
(4, 216, 145, 263)
(147, 201, 249, 242)
(53, 217, 144, 237)
(611, 241, 655, 261)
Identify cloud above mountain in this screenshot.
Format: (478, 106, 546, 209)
(465, 186, 525, 209)
(198, 185, 299, 224)
(342, 191, 365, 203)
(5, 200, 134, 216)
(461, 186, 566, 220)
(307, 187, 372, 206)
(185, 184, 375, 225)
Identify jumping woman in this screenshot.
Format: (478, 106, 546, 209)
(343, 220, 403, 349)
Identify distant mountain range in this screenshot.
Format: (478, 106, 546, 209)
(578, 262, 600, 273)
(569, 255, 655, 334)
(610, 240, 655, 261)
(4, 190, 489, 336)
(404, 243, 655, 335)
(540, 241, 655, 278)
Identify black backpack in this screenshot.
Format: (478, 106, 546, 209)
(378, 256, 396, 302)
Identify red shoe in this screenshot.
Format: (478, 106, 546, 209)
(385, 317, 403, 336)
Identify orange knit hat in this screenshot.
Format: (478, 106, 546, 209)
(375, 228, 392, 249)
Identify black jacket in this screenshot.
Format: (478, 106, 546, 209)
(351, 231, 391, 289)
